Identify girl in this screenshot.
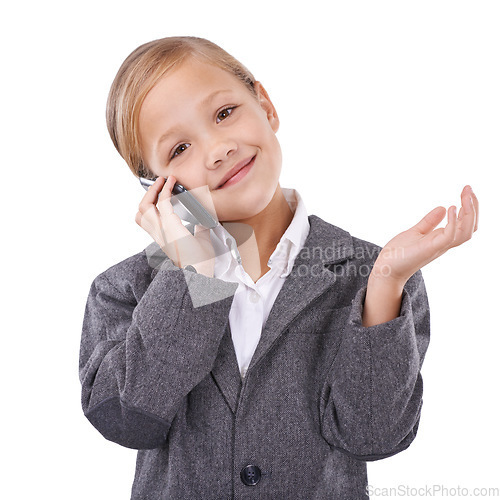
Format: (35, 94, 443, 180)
(79, 36, 479, 499)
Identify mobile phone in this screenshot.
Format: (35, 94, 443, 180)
(140, 177, 219, 233)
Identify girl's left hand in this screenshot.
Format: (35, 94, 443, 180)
(371, 185, 479, 285)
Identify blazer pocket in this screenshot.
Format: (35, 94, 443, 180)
(283, 304, 353, 389)
(287, 303, 353, 336)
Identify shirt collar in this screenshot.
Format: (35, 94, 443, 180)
(210, 187, 310, 279)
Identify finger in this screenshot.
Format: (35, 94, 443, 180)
(431, 205, 457, 250)
(458, 186, 467, 222)
(157, 175, 177, 217)
(413, 206, 447, 235)
(470, 188, 479, 232)
(137, 176, 164, 215)
(445, 205, 458, 247)
(194, 224, 210, 239)
(136, 177, 166, 240)
(191, 224, 216, 262)
(191, 224, 212, 254)
(454, 187, 476, 243)
(155, 175, 190, 246)
(138, 176, 183, 249)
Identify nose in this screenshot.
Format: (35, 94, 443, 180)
(206, 137, 238, 170)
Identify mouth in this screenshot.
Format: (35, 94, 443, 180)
(215, 155, 256, 190)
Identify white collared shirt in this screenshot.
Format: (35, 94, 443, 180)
(209, 188, 310, 378)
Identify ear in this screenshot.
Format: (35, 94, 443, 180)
(254, 81, 279, 133)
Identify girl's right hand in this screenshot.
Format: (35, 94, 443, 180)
(135, 175, 216, 277)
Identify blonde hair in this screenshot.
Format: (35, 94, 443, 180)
(106, 36, 257, 178)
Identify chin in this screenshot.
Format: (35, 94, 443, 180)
(218, 185, 276, 222)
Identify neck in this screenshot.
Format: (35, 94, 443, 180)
(222, 184, 294, 277)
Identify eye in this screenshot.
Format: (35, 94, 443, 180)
(216, 105, 237, 123)
(170, 143, 190, 160)
(169, 106, 238, 161)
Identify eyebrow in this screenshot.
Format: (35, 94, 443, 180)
(154, 89, 234, 151)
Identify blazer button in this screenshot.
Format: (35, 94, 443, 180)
(240, 464, 261, 486)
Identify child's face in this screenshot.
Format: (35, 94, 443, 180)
(138, 57, 282, 222)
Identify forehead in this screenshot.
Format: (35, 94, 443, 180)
(143, 58, 247, 109)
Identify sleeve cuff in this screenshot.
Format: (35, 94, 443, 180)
(183, 271, 239, 308)
(144, 241, 238, 308)
(348, 283, 412, 331)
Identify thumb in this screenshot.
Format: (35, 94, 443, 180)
(412, 206, 447, 235)
(193, 224, 211, 240)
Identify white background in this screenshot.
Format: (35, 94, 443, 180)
(2, 1, 498, 498)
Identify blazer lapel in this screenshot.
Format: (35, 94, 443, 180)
(210, 323, 242, 414)
(210, 214, 355, 414)
(246, 214, 355, 374)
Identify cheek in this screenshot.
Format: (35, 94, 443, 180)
(246, 122, 281, 160)
(239, 112, 270, 139)
(265, 133, 282, 171)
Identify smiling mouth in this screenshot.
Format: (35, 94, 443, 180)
(216, 155, 256, 190)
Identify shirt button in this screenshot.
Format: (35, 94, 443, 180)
(240, 464, 262, 486)
(249, 290, 260, 303)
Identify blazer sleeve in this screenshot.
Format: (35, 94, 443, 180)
(79, 256, 238, 450)
(319, 268, 431, 461)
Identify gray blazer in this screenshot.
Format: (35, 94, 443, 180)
(79, 214, 430, 499)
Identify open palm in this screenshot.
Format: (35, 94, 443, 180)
(372, 185, 479, 284)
